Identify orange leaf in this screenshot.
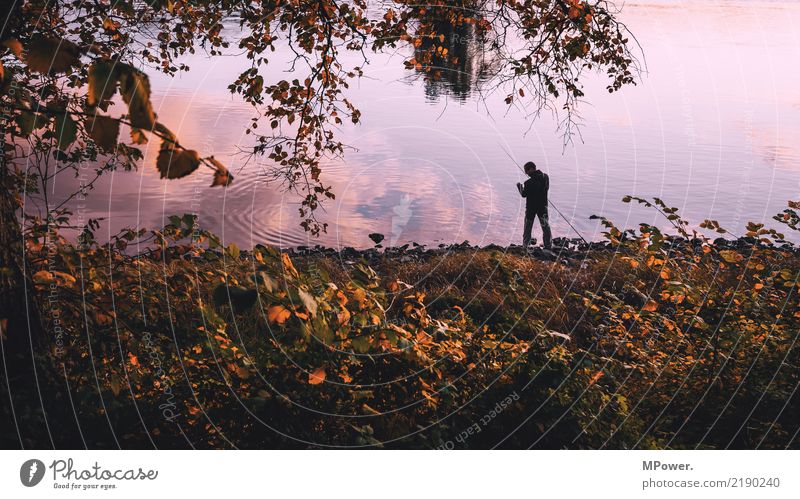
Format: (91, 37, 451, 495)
(643, 300, 658, 312)
(281, 252, 298, 277)
(267, 305, 291, 325)
(309, 367, 326, 385)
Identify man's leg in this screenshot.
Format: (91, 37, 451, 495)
(538, 208, 552, 249)
(522, 216, 534, 249)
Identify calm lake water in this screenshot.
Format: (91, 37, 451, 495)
(64, 0, 800, 249)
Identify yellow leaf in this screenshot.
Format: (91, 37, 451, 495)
(719, 250, 743, 264)
(352, 287, 367, 309)
(309, 366, 326, 385)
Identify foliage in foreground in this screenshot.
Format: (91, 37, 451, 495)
(5, 200, 800, 449)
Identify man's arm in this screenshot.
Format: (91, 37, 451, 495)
(518, 181, 527, 197)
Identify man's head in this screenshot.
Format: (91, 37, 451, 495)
(524, 161, 537, 176)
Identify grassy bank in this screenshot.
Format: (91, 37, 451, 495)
(4, 199, 800, 449)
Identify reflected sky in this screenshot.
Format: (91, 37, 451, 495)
(54, 0, 800, 248)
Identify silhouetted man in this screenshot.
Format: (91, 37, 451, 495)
(517, 161, 552, 250)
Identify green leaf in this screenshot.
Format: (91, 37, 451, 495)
(228, 243, 240, 260)
(352, 336, 371, 353)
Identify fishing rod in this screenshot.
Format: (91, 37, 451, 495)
(497, 143, 590, 246)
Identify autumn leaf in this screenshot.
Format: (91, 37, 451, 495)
(588, 370, 604, 386)
(719, 250, 744, 264)
(337, 307, 351, 325)
(51, 271, 77, 286)
(86, 115, 120, 152)
(208, 156, 233, 187)
(227, 243, 240, 259)
(3, 39, 23, 59)
(118, 66, 156, 129)
(130, 128, 148, 145)
(54, 112, 78, 150)
(95, 312, 113, 325)
(87, 61, 118, 107)
(153, 121, 176, 143)
(32, 270, 54, 283)
(643, 300, 658, 312)
(15, 111, 48, 136)
(281, 253, 298, 277)
(25, 36, 81, 74)
(156, 147, 201, 179)
(352, 287, 367, 309)
(351, 335, 371, 353)
(267, 305, 292, 324)
(110, 377, 121, 397)
(309, 366, 326, 385)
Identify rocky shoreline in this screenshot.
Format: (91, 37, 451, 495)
(256, 235, 798, 267)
